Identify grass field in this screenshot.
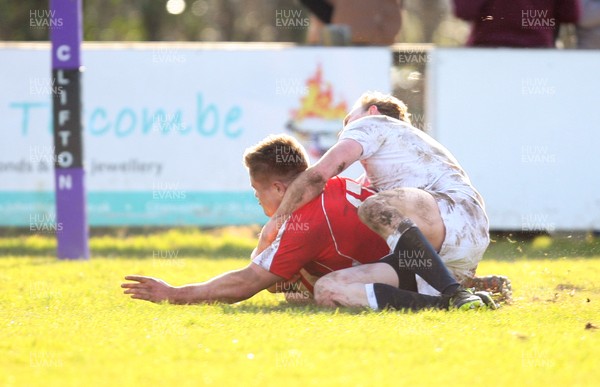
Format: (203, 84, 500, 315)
(1, 230, 599, 386)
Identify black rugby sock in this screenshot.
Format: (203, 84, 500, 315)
(372, 283, 447, 311)
(393, 219, 460, 295)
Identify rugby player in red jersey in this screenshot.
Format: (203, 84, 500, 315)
(258, 91, 500, 310)
(121, 134, 389, 304)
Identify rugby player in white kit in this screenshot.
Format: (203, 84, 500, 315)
(257, 91, 497, 310)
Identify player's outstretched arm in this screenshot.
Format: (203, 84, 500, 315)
(256, 139, 363, 254)
(121, 263, 283, 305)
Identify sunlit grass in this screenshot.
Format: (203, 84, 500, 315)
(0, 228, 257, 258)
(1, 231, 599, 386)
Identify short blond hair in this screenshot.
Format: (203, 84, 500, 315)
(243, 134, 309, 183)
(358, 91, 411, 124)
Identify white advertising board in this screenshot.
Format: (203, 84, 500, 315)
(0, 44, 391, 226)
(427, 48, 600, 231)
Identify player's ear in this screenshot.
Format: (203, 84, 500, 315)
(273, 181, 286, 196)
(367, 105, 379, 115)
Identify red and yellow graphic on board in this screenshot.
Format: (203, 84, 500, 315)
(286, 64, 348, 158)
(291, 64, 347, 121)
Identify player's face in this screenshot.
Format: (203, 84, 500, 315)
(250, 175, 283, 217)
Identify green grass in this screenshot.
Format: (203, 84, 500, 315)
(0, 228, 258, 257)
(1, 232, 600, 386)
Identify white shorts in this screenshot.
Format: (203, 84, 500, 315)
(418, 191, 490, 296)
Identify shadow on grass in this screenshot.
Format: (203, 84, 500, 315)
(215, 302, 369, 315)
(214, 301, 455, 316)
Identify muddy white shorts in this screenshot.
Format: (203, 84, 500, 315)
(417, 191, 490, 296)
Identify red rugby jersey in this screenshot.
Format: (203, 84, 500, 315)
(252, 176, 389, 290)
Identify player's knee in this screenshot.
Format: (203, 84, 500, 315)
(358, 195, 382, 226)
(323, 269, 353, 284)
(314, 276, 341, 307)
(358, 194, 406, 233)
(315, 278, 369, 308)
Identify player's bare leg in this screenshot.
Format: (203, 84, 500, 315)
(358, 187, 445, 251)
(342, 187, 489, 310)
(314, 283, 370, 308)
(314, 259, 484, 311)
(314, 262, 399, 307)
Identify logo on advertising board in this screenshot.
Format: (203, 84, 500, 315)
(285, 64, 348, 159)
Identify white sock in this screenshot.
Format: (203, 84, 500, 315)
(386, 231, 401, 252)
(386, 218, 416, 252)
(365, 283, 379, 310)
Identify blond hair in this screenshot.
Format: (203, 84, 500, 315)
(358, 91, 411, 124)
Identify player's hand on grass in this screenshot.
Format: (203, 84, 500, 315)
(121, 275, 174, 303)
